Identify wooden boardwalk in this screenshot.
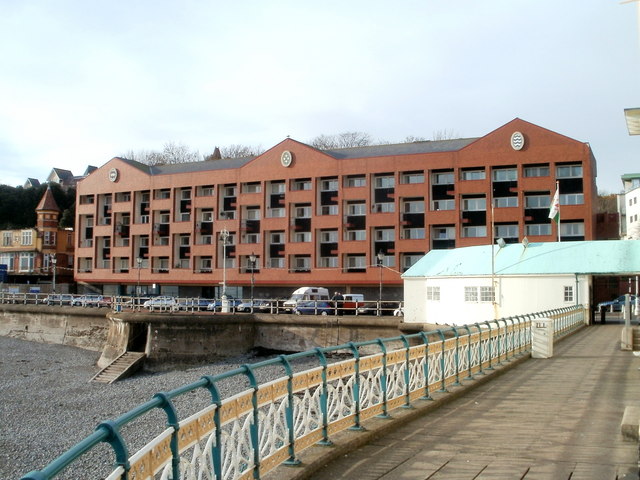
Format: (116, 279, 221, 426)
(301, 324, 639, 479)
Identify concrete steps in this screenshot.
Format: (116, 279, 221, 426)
(91, 351, 146, 384)
(633, 328, 640, 351)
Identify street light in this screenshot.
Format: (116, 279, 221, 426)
(136, 257, 143, 296)
(219, 229, 230, 311)
(50, 254, 57, 294)
(249, 252, 257, 311)
(377, 250, 384, 317)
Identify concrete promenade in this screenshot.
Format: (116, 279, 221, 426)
(302, 323, 640, 479)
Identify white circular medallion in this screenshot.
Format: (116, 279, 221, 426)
(510, 131, 525, 151)
(280, 150, 293, 167)
(108, 168, 119, 182)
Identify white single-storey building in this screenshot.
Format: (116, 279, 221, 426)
(401, 240, 640, 326)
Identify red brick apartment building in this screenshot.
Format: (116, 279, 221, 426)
(74, 118, 597, 299)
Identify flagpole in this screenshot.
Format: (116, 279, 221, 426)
(556, 181, 561, 242)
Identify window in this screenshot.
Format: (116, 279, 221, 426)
(492, 168, 517, 182)
(271, 232, 285, 244)
(374, 175, 395, 189)
(223, 185, 236, 197)
(292, 179, 312, 191)
(159, 211, 170, 224)
(403, 199, 424, 213)
(320, 230, 338, 243)
(401, 171, 424, 184)
(293, 232, 312, 242)
(375, 229, 395, 241)
(494, 197, 518, 208)
(291, 256, 311, 272)
(564, 286, 574, 302)
(432, 172, 454, 185)
(197, 185, 214, 196)
(2, 232, 11, 246)
(115, 192, 131, 202)
(560, 193, 584, 205)
(270, 182, 285, 194)
(462, 198, 486, 211)
(294, 205, 312, 218)
(201, 210, 214, 222)
(462, 226, 487, 238)
(238, 182, 259, 194)
(154, 189, 170, 200)
(345, 230, 366, 241)
(560, 222, 585, 237)
(79, 195, 95, 205)
(270, 257, 285, 268)
(245, 208, 260, 220)
(461, 169, 485, 181)
(480, 286, 495, 302)
(432, 226, 455, 239)
(426, 286, 440, 301)
(43, 231, 57, 246)
(19, 252, 35, 272)
(495, 224, 518, 238)
(319, 257, 338, 268)
(372, 202, 395, 213)
(525, 195, 551, 209)
(524, 165, 549, 177)
(403, 228, 425, 239)
(345, 175, 366, 187)
(556, 164, 582, 178)
(432, 199, 454, 211)
(465, 286, 494, 302)
(21, 230, 32, 246)
(320, 178, 338, 191)
(267, 208, 285, 218)
(402, 254, 423, 271)
(320, 205, 338, 215)
(525, 224, 552, 236)
(347, 202, 366, 216)
(0, 253, 15, 270)
(244, 233, 260, 244)
(345, 255, 366, 270)
(464, 286, 478, 302)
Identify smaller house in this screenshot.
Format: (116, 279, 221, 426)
(401, 240, 640, 326)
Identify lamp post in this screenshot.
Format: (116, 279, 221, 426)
(377, 250, 384, 317)
(50, 254, 57, 294)
(219, 229, 229, 312)
(136, 257, 143, 296)
(249, 252, 256, 311)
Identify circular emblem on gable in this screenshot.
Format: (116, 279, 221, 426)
(108, 168, 119, 182)
(510, 131, 525, 151)
(280, 150, 293, 167)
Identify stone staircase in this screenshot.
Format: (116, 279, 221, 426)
(633, 328, 640, 352)
(91, 351, 146, 384)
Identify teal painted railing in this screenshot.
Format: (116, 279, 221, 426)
(22, 305, 585, 480)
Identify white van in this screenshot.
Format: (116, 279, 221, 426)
(283, 287, 330, 312)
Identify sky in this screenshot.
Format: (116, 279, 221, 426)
(0, 0, 638, 193)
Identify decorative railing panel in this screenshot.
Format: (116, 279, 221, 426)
(22, 306, 586, 480)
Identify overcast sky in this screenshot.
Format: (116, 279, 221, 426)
(1, 0, 638, 193)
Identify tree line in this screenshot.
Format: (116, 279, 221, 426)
(0, 183, 75, 230)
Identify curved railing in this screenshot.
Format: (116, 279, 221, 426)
(22, 305, 586, 480)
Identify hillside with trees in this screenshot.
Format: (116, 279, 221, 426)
(0, 183, 75, 230)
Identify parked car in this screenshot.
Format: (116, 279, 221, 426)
(294, 300, 334, 316)
(143, 296, 178, 309)
(72, 295, 105, 307)
(236, 299, 272, 312)
(206, 297, 242, 312)
(357, 302, 400, 316)
(597, 295, 637, 313)
(177, 298, 212, 311)
(45, 294, 74, 306)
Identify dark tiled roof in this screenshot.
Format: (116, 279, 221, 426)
(118, 156, 254, 176)
(321, 138, 479, 159)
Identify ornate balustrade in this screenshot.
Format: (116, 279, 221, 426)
(22, 305, 586, 480)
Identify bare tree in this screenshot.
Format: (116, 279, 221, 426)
(431, 129, 459, 141)
(123, 142, 201, 166)
(596, 192, 618, 214)
(218, 144, 263, 159)
(402, 135, 428, 143)
(310, 131, 373, 149)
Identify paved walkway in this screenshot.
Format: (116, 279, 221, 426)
(304, 324, 640, 480)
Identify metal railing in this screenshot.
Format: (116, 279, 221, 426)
(22, 305, 586, 480)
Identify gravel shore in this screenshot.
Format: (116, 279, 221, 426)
(0, 336, 318, 480)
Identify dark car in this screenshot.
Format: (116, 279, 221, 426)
(294, 300, 334, 315)
(357, 302, 400, 316)
(597, 295, 637, 313)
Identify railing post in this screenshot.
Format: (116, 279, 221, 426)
(95, 420, 131, 479)
(451, 326, 462, 386)
(313, 348, 333, 446)
(436, 329, 448, 392)
(201, 376, 224, 479)
(278, 355, 302, 466)
(375, 339, 391, 419)
(462, 325, 474, 380)
(399, 335, 413, 409)
(152, 392, 181, 480)
(474, 323, 486, 375)
(240, 364, 262, 479)
(347, 342, 365, 431)
(418, 332, 433, 400)
(484, 321, 494, 370)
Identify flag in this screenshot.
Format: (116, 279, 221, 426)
(548, 187, 560, 223)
